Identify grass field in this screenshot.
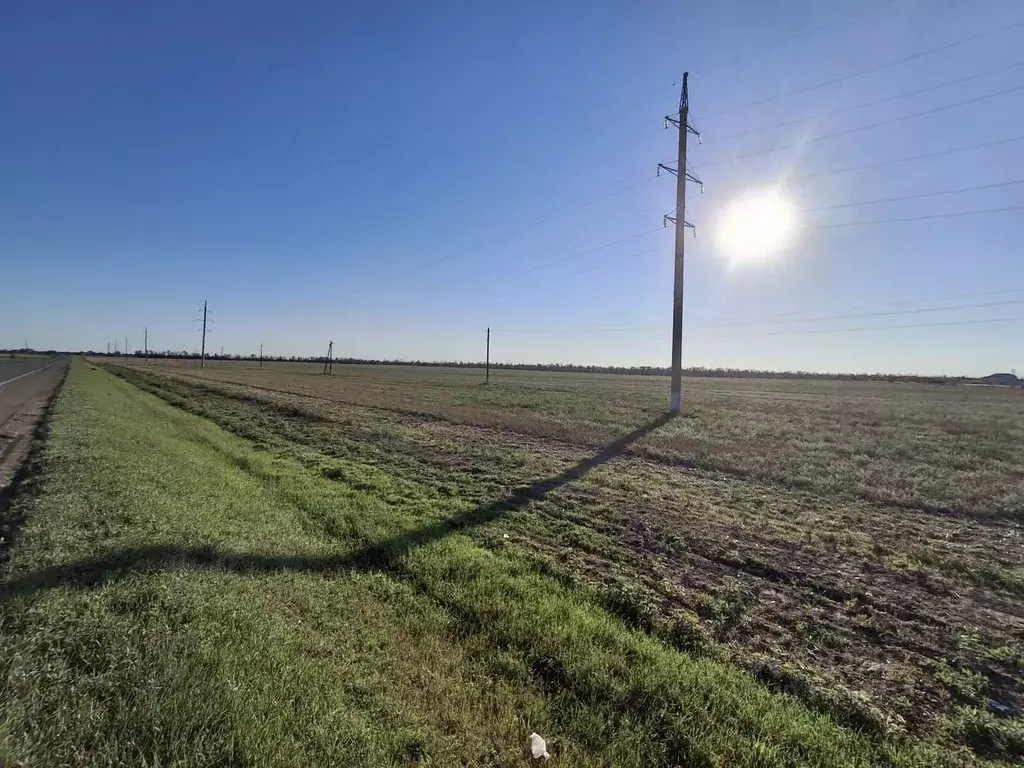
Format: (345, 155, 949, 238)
(1, 359, 1021, 765)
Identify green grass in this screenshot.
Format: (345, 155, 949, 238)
(1, 361, 1006, 766)
(128, 359, 1024, 519)
(104, 360, 1024, 761)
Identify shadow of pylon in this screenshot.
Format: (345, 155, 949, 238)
(0, 411, 676, 603)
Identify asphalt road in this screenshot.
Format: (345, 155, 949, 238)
(0, 357, 62, 388)
(0, 355, 68, 483)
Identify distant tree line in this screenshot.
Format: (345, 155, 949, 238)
(36, 349, 976, 384)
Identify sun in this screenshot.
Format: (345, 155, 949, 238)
(714, 189, 798, 264)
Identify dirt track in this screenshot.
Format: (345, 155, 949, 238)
(0, 357, 68, 505)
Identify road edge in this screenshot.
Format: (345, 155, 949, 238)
(0, 357, 72, 579)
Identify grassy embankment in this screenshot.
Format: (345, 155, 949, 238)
(2, 360, 1012, 765)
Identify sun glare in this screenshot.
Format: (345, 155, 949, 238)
(714, 189, 798, 264)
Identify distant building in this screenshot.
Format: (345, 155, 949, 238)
(980, 372, 1023, 387)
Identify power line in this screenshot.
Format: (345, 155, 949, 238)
(494, 246, 662, 300)
(486, 201, 1023, 305)
(698, 298, 1024, 328)
(840, 287, 1024, 310)
(675, 135, 1024, 194)
(694, 287, 1024, 327)
(424, 1, 890, 262)
(788, 134, 1024, 183)
(408, 94, 1024, 301)
(422, 185, 1023, 296)
(493, 325, 655, 335)
(701, 83, 1024, 168)
(661, 136, 1024, 214)
(401, 19, 1023, 278)
(809, 204, 1024, 229)
(406, 73, 1023, 276)
(408, 174, 657, 274)
(710, 60, 1024, 144)
(410, 213, 660, 294)
(489, 298, 1024, 335)
(473, 210, 663, 277)
(696, 15, 1024, 121)
(480, 227, 666, 287)
(402, 146, 657, 275)
(719, 315, 1024, 338)
(487, 315, 1024, 341)
(491, 203, 1023, 301)
(417, 134, 1024, 284)
(666, 136, 1024, 199)
(802, 179, 1024, 212)
(526, 6, 889, 201)
(689, 2, 892, 78)
(490, 286, 1024, 333)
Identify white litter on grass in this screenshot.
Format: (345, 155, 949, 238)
(529, 732, 550, 760)
(503, 533, 510, 539)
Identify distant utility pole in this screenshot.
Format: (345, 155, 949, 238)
(661, 71, 702, 414)
(198, 300, 209, 368)
(144, 327, 148, 363)
(259, 343, 263, 369)
(220, 345, 223, 363)
(125, 336, 128, 361)
(107, 342, 111, 355)
(486, 327, 490, 384)
(322, 340, 333, 374)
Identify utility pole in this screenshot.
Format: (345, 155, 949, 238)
(125, 336, 128, 362)
(107, 342, 110, 356)
(144, 327, 148, 363)
(661, 72, 702, 414)
(259, 343, 263, 369)
(486, 327, 490, 384)
(322, 340, 333, 374)
(198, 300, 208, 368)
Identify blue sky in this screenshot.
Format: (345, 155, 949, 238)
(2, 0, 1023, 375)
